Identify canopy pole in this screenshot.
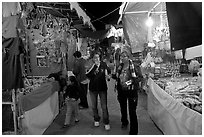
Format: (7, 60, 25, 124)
(150, 2, 161, 13)
(117, 2, 129, 24)
(124, 11, 149, 14)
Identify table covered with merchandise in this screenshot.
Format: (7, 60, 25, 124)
(19, 78, 60, 135)
(147, 76, 202, 135)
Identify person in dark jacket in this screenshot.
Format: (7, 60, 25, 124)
(86, 52, 111, 131)
(47, 71, 67, 109)
(73, 51, 89, 109)
(112, 50, 143, 135)
(63, 75, 80, 128)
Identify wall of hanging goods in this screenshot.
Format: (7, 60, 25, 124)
(2, 2, 95, 134)
(21, 3, 75, 76)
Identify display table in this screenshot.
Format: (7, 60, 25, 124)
(147, 78, 202, 135)
(19, 81, 60, 135)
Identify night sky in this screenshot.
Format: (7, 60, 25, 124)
(78, 2, 122, 30)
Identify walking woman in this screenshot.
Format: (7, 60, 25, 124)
(86, 52, 111, 130)
(112, 50, 143, 135)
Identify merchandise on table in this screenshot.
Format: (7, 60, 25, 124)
(155, 62, 181, 78)
(23, 76, 55, 94)
(154, 76, 202, 114)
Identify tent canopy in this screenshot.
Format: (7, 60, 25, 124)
(118, 2, 202, 52)
(118, 2, 165, 23)
(74, 24, 110, 40)
(118, 2, 166, 53)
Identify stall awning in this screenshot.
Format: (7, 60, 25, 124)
(74, 24, 110, 39)
(118, 2, 202, 52)
(118, 2, 165, 53)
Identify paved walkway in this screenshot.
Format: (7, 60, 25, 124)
(43, 79, 163, 135)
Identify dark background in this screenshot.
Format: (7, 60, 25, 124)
(79, 2, 202, 50)
(166, 2, 202, 51)
(79, 2, 122, 30)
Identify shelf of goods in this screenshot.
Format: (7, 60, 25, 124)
(19, 76, 60, 135)
(147, 76, 202, 135)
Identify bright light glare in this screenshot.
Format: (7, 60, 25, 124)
(146, 17, 153, 27)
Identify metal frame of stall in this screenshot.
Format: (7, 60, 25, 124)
(2, 89, 19, 135)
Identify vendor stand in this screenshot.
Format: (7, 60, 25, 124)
(118, 2, 202, 135)
(2, 2, 95, 135)
(19, 81, 59, 135)
(147, 77, 202, 135)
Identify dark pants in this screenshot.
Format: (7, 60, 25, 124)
(89, 90, 109, 124)
(79, 83, 89, 108)
(117, 89, 138, 135)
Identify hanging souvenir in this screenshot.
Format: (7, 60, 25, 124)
(41, 23, 48, 37)
(60, 42, 67, 56)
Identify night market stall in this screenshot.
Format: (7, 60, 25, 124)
(118, 2, 202, 135)
(2, 2, 94, 135)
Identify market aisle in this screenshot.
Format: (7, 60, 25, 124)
(43, 79, 163, 135)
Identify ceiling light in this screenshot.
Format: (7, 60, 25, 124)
(146, 17, 153, 27)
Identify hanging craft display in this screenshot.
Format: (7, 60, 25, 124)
(23, 3, 72, 68)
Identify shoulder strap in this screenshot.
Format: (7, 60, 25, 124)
(116, 63, 124, 78)
(129, 59, 137, 78)
(128, 60, 133, 78)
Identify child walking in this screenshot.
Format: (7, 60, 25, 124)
(63, 75, 80, 128)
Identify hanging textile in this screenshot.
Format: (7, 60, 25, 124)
(67, 34, 77, 71)
(80, 38, 88, 56)
(2, 15, 25, 39)
(2, 37, 25, 90)
(2, 2, 21, 17)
